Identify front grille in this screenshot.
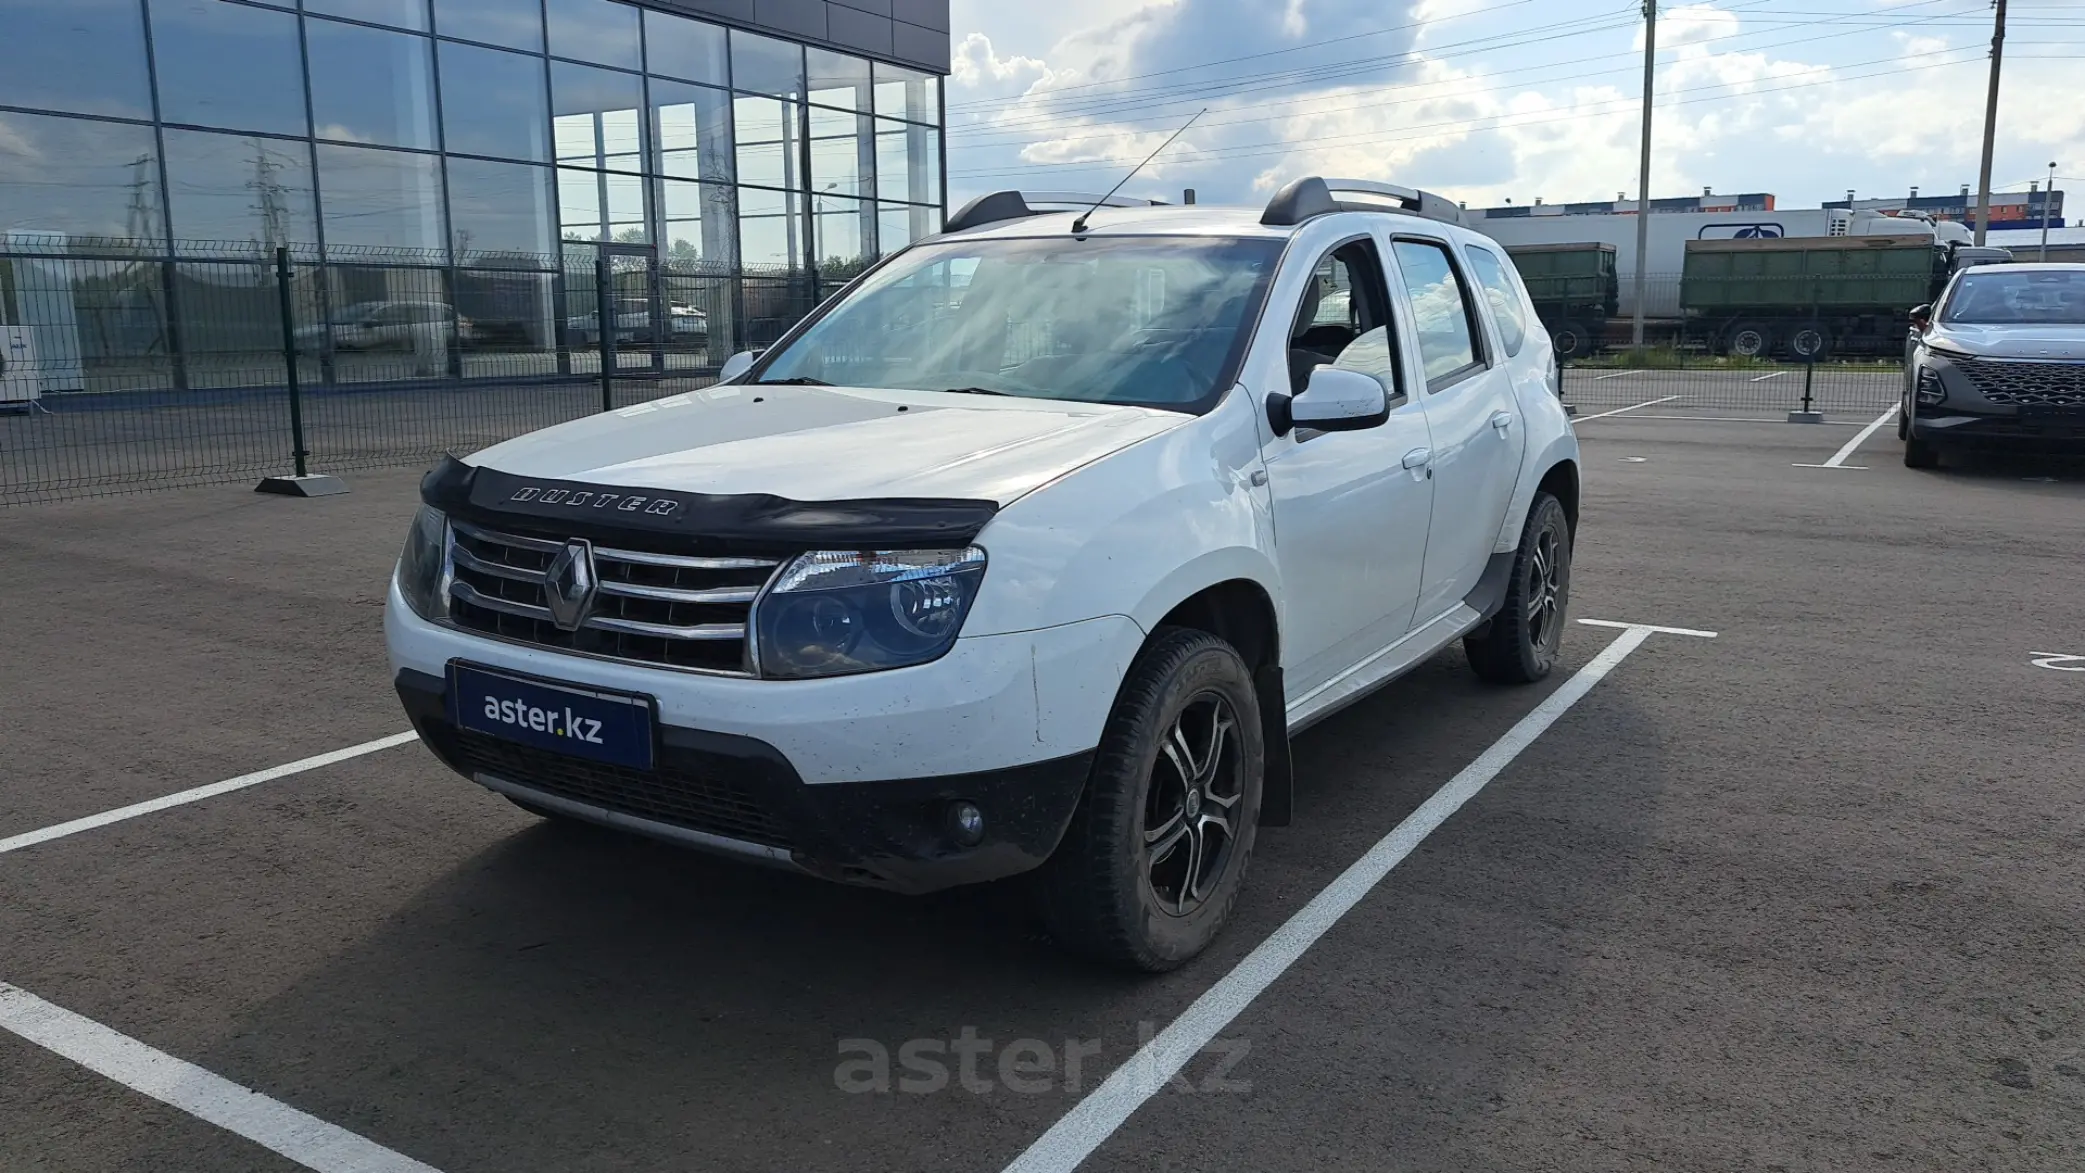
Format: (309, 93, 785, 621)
(447, 728, 794, 849)
(445, 520, 780, 674)
(1954, 354, 2085, 406)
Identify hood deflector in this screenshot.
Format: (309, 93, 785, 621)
(420, 455, 1000, 555)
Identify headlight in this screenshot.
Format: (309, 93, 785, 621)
(395, 505, 450, 621)
(1915, 365, 1947, 406)
(754, 548, 986, 679)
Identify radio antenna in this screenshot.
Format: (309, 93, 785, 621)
(1071, 108, 1207, 235)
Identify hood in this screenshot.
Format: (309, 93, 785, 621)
(1929, 323, 2085, 360)
(466, 384, 1191, 506)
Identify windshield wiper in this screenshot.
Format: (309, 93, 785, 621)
(752, 376, 833, 386)
(933, 386, 1011, 397)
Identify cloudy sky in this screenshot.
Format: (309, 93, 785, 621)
(940, 0, 2085, 214)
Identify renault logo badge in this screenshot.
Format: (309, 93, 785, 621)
(543, 540, 597, 632)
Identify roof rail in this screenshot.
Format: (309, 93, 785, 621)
(943, 190, 1171, 234)
(1260, 177, 1469, 229)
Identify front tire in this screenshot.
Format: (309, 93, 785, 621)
(1036, 629, 1265, 972)
(1904, 433, 1941, 468)
(1465, 493, 1572, 684)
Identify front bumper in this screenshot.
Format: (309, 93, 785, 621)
(396, 668, 1094, 893)
(1910, 405, 2085, 451)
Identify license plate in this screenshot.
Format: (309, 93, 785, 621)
(448, 663, 655, 770)
(2019, 405, 2085, 429)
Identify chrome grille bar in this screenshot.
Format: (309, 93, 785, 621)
(450, 543, 549, 583)
(595, 580, 762, 605)
(595, 545, 780, 571)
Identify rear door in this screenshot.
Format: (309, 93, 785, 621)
(1385, 236, 1526, 621)
(1261, 235, 1436, 696)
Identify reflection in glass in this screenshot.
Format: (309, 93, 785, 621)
(809, 107, 871, 199)
(446, 157, 556, 261)
(737, 185, 800, 271)
(304, 0, 428, 31)
(455, 268, 557, 353)
(651, 80, 733, 185)
(657, 179, 735, 269)
(162, 129, 318, 251)
(813, 194, 872, 277)
(873, 62, 938, 124)
(557, 167, 646, 243)
(176, 259, 291, 386)
(438, 41, 551, 163)
(319, 264, 456, 381)
(731, 30, 803, 100)
(0, 0, 153, 119)
(431, 0, 541, 52)
(643, 9, 726, 86)
(149, 0, 307, 136)
(734, 96, 801, 191)
(307, 19, 437, 149)
(315, 143, 446, 253)
(544, 0, 640, 70)
(806, 47, 871, 112)
(875, 120, 941, 207)
(0, 113, 163, 244)
(877, 203, 933, 258)
(553, 62, 645, 172)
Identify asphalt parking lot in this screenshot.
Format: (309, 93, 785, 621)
(3, 411, 2082, 1172)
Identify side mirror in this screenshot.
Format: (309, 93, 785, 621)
(1288, 367, 1390, 433)
(1909, 304, 1932, 332)
(718, 350, 758, 383)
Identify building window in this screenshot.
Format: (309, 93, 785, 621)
(643, 9, 727, 87)
(0, 0, 154, 120)
(431, 0, 541, 53)
(650, 80, 733, 185)
(875, 120, 939, 207)
(733, 95, 801, 192)
(162, 128, 318, 253)
(306, 18, 439, 150)
(731, 31, 803, 100)
(315, 143, 447, 253)
(656, 178, 734, 269)
(149, 0, 308, 137)
(552, 62, 646, 173)
(810, 107, 872, 200)
(806, 47, 872, 112)
(446, 156, 556, 261)
(813, 194, 872, 276)
(557, 167, 646, 243)
(545, 0, 641, 71)
(438, 41, 552, 164)
(0, 113, 163, 245)
(304, 0, 429, 33)
(878, 203, 931, 257)
(737, 185, 801, 271)
(873, 62, 938, 125)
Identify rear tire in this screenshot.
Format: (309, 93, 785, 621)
(1788, 325, 1832, 362)
(1725, 321, 1775, 359)
(1035, 628, 1265, 972)
(1553, 321, 1594, 359)
(1465, 493, 1572, 685)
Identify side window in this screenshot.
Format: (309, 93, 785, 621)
(1390, 239, 1484, 387)
(1465, 245, 1528, 357)
(1286, 238, 1401, 400)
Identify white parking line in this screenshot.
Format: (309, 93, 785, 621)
(0, 983, 444, 1173)
(999, 621, 1714, 1173)
(0, 732, 419, 856)
(1792, 405, 1899, 470)
(1590, 371, 1629, 381)
(1571, 395, 1682, 422)
(1749, 371, 1787, 383)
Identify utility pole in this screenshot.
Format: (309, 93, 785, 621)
(1973, 0, 2007, 246)
(2042, 160, 2057, 261)
(1631, 0, 1657, 348)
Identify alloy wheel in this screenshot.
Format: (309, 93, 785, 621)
(1525, 525, 1565, 650)
(1143, 691, 1245, 917)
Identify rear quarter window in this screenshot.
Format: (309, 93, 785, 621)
(1465, 245, 1528, 357)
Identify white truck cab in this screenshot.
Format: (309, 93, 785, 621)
(386, 177, 1583, 970)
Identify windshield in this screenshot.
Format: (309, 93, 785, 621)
(754, 235, 1283, 411)
(1942, 269, 2085, 325)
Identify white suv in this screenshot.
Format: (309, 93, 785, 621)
(386, 178, 1582, 970)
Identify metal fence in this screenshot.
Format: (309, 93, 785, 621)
(1, 238, 825, 505)
(1558, 352, 1905, 420)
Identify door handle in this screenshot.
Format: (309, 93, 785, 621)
(1491, 410, 1515, 431)
(1402, 447, 1432, 470)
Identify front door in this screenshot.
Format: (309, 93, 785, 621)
(1262, 236, 1436, 697)
(1387, 237, 1525, 620)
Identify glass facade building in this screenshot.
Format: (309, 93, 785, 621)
(0, 0, 948, 390)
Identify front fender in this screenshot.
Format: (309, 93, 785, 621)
(1493, 388, 1582, 553)
(964, 390, 1278, 638)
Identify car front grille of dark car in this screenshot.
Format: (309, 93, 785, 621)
(445, 520, 780, 674)
(1953, 354, 2085, 406)
(443, 727, 794, 849)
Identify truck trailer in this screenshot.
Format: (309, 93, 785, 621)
(1501, 243, 1617, 359)
(1681, 235, 1955, 360)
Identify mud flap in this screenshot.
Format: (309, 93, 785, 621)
(1255, 664, 1292, 827)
